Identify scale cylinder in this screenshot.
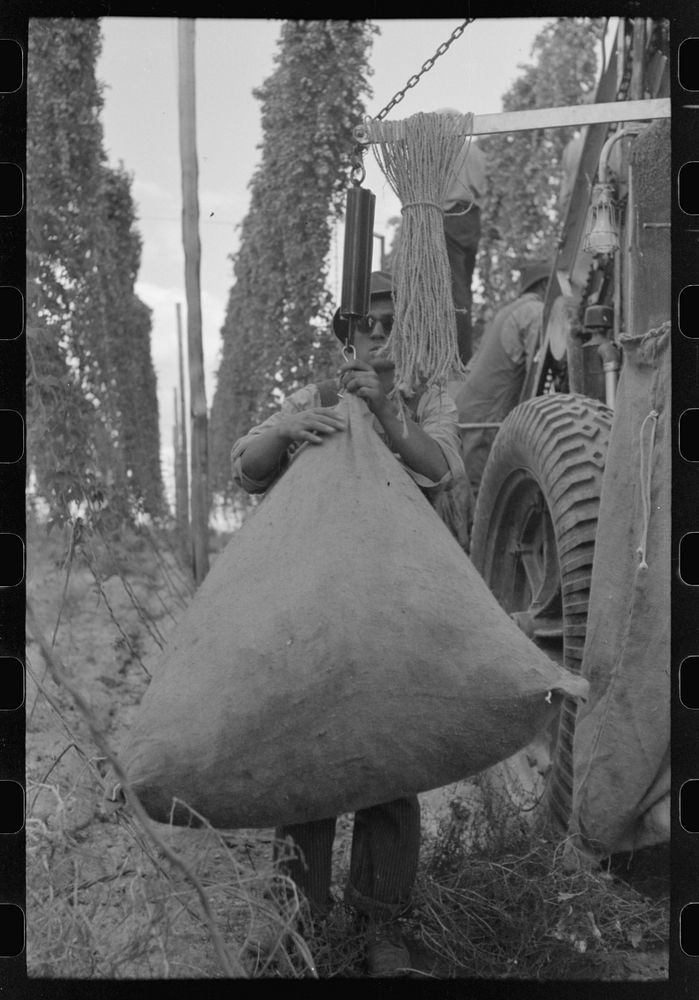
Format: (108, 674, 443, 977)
(340, 185, 376, 322)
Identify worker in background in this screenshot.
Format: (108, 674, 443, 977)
(438, 108, 488, 366)
(455, 260, 551, 500)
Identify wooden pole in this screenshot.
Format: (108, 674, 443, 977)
(173, 386, 180, 524)
(177, 18, 209, 585)
(173, 384, 188, 540)
(175, 302, 190, 539)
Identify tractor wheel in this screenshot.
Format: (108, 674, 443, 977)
(470, 393, 613, 832)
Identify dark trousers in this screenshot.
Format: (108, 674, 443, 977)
(444, 203, 481, 365)
(274, 796, 421, 920)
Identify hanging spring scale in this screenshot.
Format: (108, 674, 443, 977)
(338, 135, 375, 361)
(336, 147, 361, 397)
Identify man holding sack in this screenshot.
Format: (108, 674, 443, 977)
(231, 270, 466, 976)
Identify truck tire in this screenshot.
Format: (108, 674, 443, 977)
(470, 393, 613, 832)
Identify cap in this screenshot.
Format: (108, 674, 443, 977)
(332, 271, 394, 341)
(365, 269, 394, 299)
(583, 305, 614, 329)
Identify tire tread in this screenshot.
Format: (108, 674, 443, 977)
(470, 394, 612, 831)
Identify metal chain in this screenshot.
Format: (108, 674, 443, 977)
(373, 19, 475, 122)
(350, 18, 474, 181)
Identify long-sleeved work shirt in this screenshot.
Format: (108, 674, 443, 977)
(231, 381, 465, 499)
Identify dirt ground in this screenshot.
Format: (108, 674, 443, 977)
(24, 513, 669, 980)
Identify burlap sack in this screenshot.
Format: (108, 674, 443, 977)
(569, 120, 670, 858)
(569, 323, 670, 856)
(122, 392, 588, 829)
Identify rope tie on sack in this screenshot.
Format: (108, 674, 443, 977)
(637, 409, 659, 570)
(401, 201, 443, 213)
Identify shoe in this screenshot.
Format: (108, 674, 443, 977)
(365, 923, 411, 977)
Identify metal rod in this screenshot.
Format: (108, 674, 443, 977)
(598, 126, 642, 185)
(604, 364, 619, 410)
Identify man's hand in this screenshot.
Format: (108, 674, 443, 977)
(339, 360, 450, 484)
(339, 359, 392, 415)
(237, 406, 345, 486)
(277, 407, 346, 446)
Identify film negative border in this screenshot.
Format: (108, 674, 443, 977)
(0, 6, 25, 991)
(674, 6, 699, 994)
(0, 2, 696, 996)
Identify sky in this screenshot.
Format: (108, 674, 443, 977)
(95, 16, 563, 507)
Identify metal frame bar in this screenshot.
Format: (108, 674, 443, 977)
(356, 98, 670, 143)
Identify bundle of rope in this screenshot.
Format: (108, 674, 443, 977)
(364, 109, 474, 395)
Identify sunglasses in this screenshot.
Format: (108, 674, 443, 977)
(356, 312, 395, 335)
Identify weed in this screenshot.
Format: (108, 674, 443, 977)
(406, 779, 669, 980)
